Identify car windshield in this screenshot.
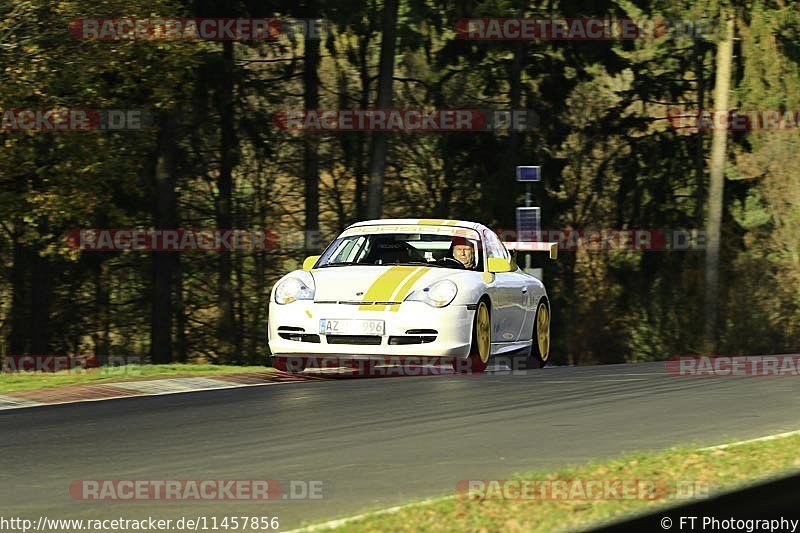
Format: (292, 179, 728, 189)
(317, 233, 482, 270)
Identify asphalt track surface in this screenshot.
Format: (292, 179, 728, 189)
(2, 361, 800, 530)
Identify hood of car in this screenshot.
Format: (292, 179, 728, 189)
(310, 265, 453, 303)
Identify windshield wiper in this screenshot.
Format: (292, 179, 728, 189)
(394, 260, 443, 268)
(318, 261, 365, 267)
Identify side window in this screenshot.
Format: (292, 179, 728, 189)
(349, 236, 369, 262)
(327, 236, 366, 263)
(322, 239, 348, 263)
(482, 229, 508, 260)
(498, 239, 511, 262)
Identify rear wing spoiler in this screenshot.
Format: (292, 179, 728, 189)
(503, 241, 558, 260)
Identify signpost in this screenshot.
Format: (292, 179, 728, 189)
(516, 166, 542, 279)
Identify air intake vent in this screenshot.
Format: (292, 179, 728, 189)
(326, 335, 382, 345)
(278, 331, 320, 343)
(389, 335, 437, 345)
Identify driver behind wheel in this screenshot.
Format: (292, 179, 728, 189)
(451, 236, 476, 269)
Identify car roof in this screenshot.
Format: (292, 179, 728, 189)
(346, 218, 487, 231)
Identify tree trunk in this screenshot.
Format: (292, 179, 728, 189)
(250, 245, 266, 360)
(94, 260, 111, 357)
(29, 236, 51, 355)
(693, 37, 707, 223)
(354, 33, 372, 221)
(28, 138, 53, 355)
(9, 228, 29, 354)
(506, 34, 524, 201)
(150, 111, 179, 364)
(365, 0, 399, 219)
(217, 40, 237, 363)
(173, 256, 187, 362)
(704, 13, 735, 352)
(303, 5, 321, 250)
(507, 36, 526, 266)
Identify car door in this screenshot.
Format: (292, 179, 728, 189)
(483, 229, 528, 342)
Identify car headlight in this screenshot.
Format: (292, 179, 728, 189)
(406, 279, 458, 308)
(274, 277, 315, 304)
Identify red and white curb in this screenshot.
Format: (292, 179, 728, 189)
(0, 396, 46, 409)
(110, 377, 242, 394)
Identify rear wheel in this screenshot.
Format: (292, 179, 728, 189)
(530, 300, 551, 367)
(457, 300, 491, 373)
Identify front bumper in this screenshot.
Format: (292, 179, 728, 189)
(268, 300, 474, 358)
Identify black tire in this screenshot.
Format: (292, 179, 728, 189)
(455, 299, 491, 374)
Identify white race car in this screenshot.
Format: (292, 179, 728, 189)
(268, 219, 556, 373)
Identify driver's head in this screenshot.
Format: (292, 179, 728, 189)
(451, 236, 475, 268)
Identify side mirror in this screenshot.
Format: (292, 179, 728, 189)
(302, 255, 321, 271)
(487, 257, 513, 273)
(508, 249, 518, 269)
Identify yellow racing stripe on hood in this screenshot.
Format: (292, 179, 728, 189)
(390, 267, 430, 311)
(359, 266, 419, 311)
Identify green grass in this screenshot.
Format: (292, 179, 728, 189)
(319, 434, 800, 532)
(0, 364, 273, 393)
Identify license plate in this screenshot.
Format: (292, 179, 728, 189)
(319, 319, 385, 335)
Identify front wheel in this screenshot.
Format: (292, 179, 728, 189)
(530, 300, 551, 367)
(457, 300, 491, 374)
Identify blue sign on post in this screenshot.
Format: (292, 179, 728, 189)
(516, 166, 541, 182)
(516, 165, 543, 279)
(515, 207, 540, 242)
